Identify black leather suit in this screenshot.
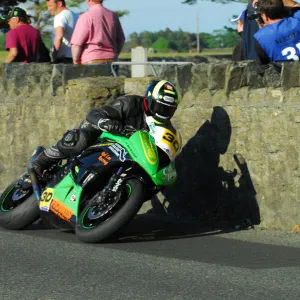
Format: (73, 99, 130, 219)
(46, 95, 174, 160)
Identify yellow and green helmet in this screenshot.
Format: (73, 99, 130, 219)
(144, 80, 180, 122)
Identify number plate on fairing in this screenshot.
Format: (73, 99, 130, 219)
(40, 188, 54, 212)
(146, 116, 181, 161)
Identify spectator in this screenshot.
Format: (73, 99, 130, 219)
(71, 0, 125, 69)
(242, 0, 299, 60)
(231, 10, 246, 61)
(242, 1, 260, 60)
(46, 0, 78, 64)
(254, 0, 300, 64)
(2, 7, 42, 63)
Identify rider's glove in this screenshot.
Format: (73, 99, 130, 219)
(98, 119, 124, 133)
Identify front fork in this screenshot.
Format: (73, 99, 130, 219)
(92, 166, 125, 206)
(28, 146, 45, 201)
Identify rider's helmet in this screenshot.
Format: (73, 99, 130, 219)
(143, 80, 180, 123)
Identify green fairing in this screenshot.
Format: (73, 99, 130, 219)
(101, 131, 160, 176)
(101, 131, 177, 186)
(47, 130, 176, 219)
(51, 173, 83, 219)
(152, 161, 177, 186)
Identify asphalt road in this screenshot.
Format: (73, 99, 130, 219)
(0, 214, 300, 300)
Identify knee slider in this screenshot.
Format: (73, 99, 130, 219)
(57, 129, 90, 157)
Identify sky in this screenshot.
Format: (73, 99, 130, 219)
(21, 0, 247, 39)
(90, 0, 247, 38)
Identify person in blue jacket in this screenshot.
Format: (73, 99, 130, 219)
(254, 0, 300, 64)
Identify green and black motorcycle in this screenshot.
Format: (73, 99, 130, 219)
(0, 117, 181, 243)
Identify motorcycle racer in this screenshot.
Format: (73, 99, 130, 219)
(32, 80, 181, 176)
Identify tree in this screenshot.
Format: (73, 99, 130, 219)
(0, 1, 26, 17)
(25, 0, 86, 31)
(0, 1, 27, 33)
(151, 37, 170, 52)
(0, 1, 129, 32)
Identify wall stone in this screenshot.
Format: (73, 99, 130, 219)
(160, 61, 300, 230)
(1, 61, 300, 231)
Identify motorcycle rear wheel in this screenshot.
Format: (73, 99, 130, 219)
(0, 174, 40, 230)
(75, 179, 145, 243)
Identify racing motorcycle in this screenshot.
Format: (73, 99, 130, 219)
(0, 117, 181, 243)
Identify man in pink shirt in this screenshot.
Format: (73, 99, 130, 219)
(3, 7, 41, 63)
(71, 0, 125, 66)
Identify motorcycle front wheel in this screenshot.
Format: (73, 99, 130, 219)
(0, 173, 40, 230)
(75, 178, 146, 243)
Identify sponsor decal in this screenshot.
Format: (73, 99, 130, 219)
(90, 142, 114, 148)
(108, 144, 128, 162)
(70, 194, 76, 202)
(50, 199, 74, 222)
(112, 178, 123, 192)
(98, 151, 112, 166)
(148, 122, 156, 135)
(164, 84, 174, 91)
(39, 188, 54, 212)
(163, 95, 175, 103)
(83, 173, 95, 185)
(163, 165, 177, 182)
(40, 206, 50, 212)
(139, 131, 157, 165)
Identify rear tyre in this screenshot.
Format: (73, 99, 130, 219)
(75, 179, 145, 243)
(0, 174, 40, 230)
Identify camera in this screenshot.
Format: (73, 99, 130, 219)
(247, 5, 261, 20)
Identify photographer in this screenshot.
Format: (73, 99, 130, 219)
(253, 0, 300, 64)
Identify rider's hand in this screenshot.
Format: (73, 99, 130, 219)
(98, 119, 124, 133)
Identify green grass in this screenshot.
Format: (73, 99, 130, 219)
(119, 49, 233, 59)
(0, 49, 233, 63)
(0, 50, 6, 62)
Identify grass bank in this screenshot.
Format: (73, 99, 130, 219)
(0, 49, 233, 63)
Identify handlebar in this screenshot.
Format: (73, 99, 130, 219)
(119, 125, 137, 137)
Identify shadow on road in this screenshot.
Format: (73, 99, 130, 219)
(108, 214, 243, 243)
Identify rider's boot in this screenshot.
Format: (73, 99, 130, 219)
(32, 146, 64, 176)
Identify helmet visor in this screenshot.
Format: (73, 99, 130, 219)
(150, 100, 177, 120)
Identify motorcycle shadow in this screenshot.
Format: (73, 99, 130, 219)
(25, 212, 247, 244)
(106, 213, 248, 243)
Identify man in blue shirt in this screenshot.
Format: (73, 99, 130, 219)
(254, 0, 300, 64)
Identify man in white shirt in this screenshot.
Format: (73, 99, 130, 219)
(46, 0, 78, 63)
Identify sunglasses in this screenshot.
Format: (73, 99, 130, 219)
(7, 17, 17, 23)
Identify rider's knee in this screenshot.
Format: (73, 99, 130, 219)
(57, 129, 92, 157)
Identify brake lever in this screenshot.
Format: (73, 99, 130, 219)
(121, 125, 136, 137)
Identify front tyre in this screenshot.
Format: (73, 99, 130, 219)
(0, 174, 40, 230)
(75, 179, 146, 243)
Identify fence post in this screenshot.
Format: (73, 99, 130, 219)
(131, 47, 148, 77)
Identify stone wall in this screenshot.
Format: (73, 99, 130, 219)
(0, 61, 299, 230)
(160, 60, 300, 231)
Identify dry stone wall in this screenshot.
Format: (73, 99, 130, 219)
(0, 61, 299, 230)
(161, 60, 300, 230)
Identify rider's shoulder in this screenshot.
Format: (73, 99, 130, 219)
(108, 95, 143, 108)
(115, 95, 144, 102)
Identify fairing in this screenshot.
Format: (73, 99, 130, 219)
(37, 125, 181, 227)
